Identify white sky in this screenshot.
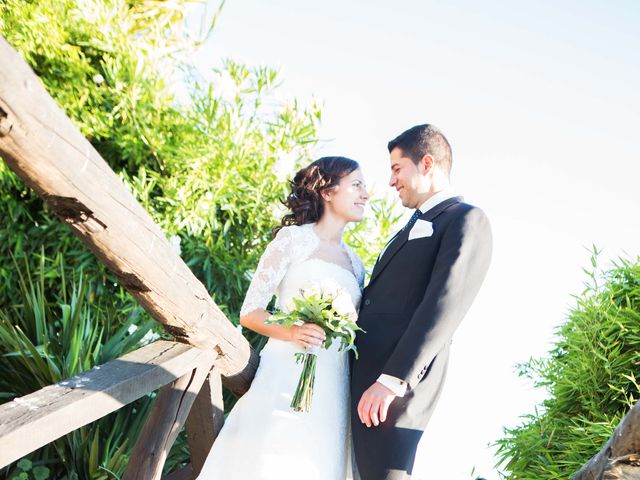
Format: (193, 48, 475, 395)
(192, 1, 640, 478)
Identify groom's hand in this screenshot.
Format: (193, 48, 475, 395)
(357, 382, 396, 428)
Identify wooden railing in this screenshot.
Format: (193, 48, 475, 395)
(0, 35, 258, 478)
(0, 341, 222, 477)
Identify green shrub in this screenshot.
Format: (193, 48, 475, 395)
(0, 253, 159, 479)
(496, 253, 640, 479)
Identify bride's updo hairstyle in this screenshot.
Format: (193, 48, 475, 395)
(274, 156, 359, 236)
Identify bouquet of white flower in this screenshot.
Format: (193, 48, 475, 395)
(266, 282, 364, 413)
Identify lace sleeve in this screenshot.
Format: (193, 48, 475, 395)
(240, 227, 294, 317)
(355, 256, 366, 289)
(346, 245, 366, 289)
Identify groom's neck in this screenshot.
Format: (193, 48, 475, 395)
(413, 183, 451, 210)
(413, 170, 450, 208)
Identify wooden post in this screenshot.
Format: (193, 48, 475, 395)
(573, 399, 640, 479)
(0, 35, 258, 395)
(185, 369, 225, 475)
(123, 354, 216, 480)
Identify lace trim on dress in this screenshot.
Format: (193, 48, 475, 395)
(239, 223, 365, 317)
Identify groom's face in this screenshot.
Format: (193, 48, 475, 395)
(389, 147, 422, 209)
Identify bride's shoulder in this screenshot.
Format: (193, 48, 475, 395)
(273, 223, 298, 235)
(342, 240, 361, 259)
(271, 223, 315, 246)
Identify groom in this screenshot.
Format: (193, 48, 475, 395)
(351, 124, 492, 479)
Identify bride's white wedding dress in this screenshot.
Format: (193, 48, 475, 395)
(197, 223, 365, 480)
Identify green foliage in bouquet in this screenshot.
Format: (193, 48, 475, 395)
(269, 287, 364, 357)
(496, 252, 640, 479)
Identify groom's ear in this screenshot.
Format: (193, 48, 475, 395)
(419, 154, 434, 175)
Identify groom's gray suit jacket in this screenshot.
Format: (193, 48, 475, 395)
(350, 196, 492, 480)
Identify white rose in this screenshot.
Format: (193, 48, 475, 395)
(301, 284, 321, 298)
(332, 292, 355, 316)
(319, 279, 340, 298)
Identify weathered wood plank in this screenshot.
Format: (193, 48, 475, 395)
(0, 35, 259, 394)
(123, 355, 215, 480)
(185, 370, 225, 475)
(0, 341, 210, 467)
(573, 399, 640, 479)
(162, 464, 194, 480)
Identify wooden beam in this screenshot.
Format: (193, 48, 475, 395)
(573, 400, 640, 479)
(0, 35, 259, 394)
(185, 370, 225, 475)
(123, 356, 215, 480)
(0, 341, 211, 468)
(162, 465, 194, 480)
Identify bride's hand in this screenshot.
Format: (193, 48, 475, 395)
(288, 323, 326, 350)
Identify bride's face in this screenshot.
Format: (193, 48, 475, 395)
(323, 169, 369, 222)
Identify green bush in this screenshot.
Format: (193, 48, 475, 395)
(496, 253, 640, 479)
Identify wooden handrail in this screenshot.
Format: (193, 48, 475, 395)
(0, 341, 214, 468)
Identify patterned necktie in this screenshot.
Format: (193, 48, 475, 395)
(402, 209, 422, 232)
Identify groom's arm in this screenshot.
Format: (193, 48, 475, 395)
(382, 205, 492, 389)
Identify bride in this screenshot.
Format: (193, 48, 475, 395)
(197, 156, 369, 479)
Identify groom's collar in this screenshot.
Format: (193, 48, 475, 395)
(417, 188, 457, 214)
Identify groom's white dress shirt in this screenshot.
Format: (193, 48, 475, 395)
(376, 189, 457, 397)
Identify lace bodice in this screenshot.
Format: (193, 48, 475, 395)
(240, 223, 365, 317)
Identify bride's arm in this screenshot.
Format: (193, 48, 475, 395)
(239, 227, 325, 349)
(240, 309, 324, 349)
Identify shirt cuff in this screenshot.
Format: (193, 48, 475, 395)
(377, 374, 407, 397)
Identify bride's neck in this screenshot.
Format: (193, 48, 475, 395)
(314, 214, 346, 244)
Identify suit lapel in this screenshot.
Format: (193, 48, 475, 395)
(369, 227, 409, 283)
(368, 196, 463, 285)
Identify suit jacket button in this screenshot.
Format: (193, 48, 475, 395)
(364, 299, 371, 306)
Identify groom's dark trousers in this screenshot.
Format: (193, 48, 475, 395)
(351, 197, 492, 479)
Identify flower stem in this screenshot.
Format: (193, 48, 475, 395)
(291, 352, 317, 412)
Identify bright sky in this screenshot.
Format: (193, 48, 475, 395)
(193, 1, 640, 478)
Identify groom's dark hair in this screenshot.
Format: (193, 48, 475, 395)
(388, 124, 452, 177)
